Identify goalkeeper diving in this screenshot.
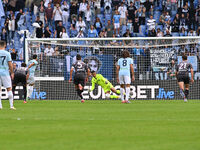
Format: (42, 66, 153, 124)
(89, 71, 123, 99)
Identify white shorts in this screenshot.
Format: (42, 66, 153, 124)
(27, 76, 35, 85)
(114, 23, 120, 29)
(0, 76, 12, 88)
(119, 75, 131, 85)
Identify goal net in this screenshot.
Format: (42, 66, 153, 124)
(24, 37, 200, 100)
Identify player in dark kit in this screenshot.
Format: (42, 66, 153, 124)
(69, 54, 90, 103)
(12, 63, 29, 103)
(175, 55, 194, 102)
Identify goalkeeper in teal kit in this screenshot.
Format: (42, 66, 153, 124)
(90, 71, 122, 99)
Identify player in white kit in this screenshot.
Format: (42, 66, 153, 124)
(116, 50, 135, 103)
(0, 41, 15, 110)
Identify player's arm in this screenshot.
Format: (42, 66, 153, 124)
(8, 61, 14, 80)
(116, 65, 120, 83)
(28, 62, 35, 69)
(190, 67, 194, 83)
(85, 67, 90, 83)
(130, 64, 135, 81)
(69, 67, 74, 82)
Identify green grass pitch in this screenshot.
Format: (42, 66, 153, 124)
(0, 100, 200, 150)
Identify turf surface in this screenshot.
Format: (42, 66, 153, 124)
(0, 100, 200, 150)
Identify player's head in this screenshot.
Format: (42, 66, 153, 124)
(182, 55, 187, 61)
(91, 70, 96, 77)
(76, 54, 81, 60)
(21, 63, 27, 67)
(84, 56, 102, 72)
(13, 62, 17, 69)
(122, 50, 130, 58)
(0, 40, 6, 49)
(33, 54, 37, 60)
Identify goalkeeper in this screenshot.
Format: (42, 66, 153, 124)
(89, 71, 121, 99)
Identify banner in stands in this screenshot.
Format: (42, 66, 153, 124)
(65, 55, 114, 80)
(150, 48, 175, 72)
(3, 80, 199, 100)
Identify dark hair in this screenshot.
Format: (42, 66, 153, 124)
(33, 54, 37, 59)
(0, 40, 6, 47)
(91, 70, 96, 73)
(76, 54, 81, 60)
(21, 63, 27, 67)
(122, 50, 130, 58)
(182, 55, 187, 60)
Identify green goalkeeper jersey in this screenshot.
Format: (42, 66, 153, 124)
(91, 74, 112, 91)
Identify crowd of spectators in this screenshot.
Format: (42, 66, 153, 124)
(0, 0, 200, 60)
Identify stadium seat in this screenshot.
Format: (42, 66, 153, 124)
(121, 25, 127, 36)
(140, 25, 146, 37)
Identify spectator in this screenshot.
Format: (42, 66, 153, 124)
(113, 10, 120, 36)
(171, 19, 179, 33)
(85, 4, 92, 28)
(54, 46, 63, 56)
(54, 21, 65, 38)
(53, 3, 62, 28)
(104, 0, 112, 14)
(127, 1, 136, 22)
(44, 0, 52, 8)
(76, 16, 86, 33)
(38, 1, 45, 24)
(196, 4, 200, 26)
(35, 16, 44, 38)
(133, 18, 140, 37)
(71, 15, 77, 27)
(43, 26, 52, 38)
(15, 9, 24, 30)
(164, 29, 172, 36)
(164, 0, 171, 13)
(44, 45, 55, 56)
(179, 13, 187, 30)
(105, 20, 114, 37)
(70, 24, 78, 37)
(61, 1, 70, 28)
(188, 29, 196, 36)
(70, 1, 79, 20)
(189, 44, 198, 56)
(45, 3, 53, 28)
(140, 7, 146, 25)
(173, 13, 180, 24)
(88, 25, 98, 38)
(179, 27, 187, 36)
(118, 2, 127, 26)
(94, 17, 102, 34)
(127, 19, 133, 33)
(4, 18, 9, 44)
(79, 0, 87, 18)
(8, 14, 15, 44)
(178, 45, 188, 56)
(1, 28, 8, 44)
(123, 29, 132, 45)
(10, 48, 17, 60)
(147, 15, 156, 32)
(144, 0, 153, 18)
(159, 11, 166, 26)
(148, 28, 157, 37)
(156, 28, 164, 37)
(189, 4, 195, 30)
(94, 0, 101, 15)
(60, 28, 69, 38)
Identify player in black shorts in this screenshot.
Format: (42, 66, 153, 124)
(12, 63, 29, 103)
(69, 54, 90, 103)
(175, 55, 194, 102)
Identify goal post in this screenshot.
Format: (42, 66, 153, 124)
(24, 37, 200, 100)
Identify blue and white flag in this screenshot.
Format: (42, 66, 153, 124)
(0, 0, 5, 17)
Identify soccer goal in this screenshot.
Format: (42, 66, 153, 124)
(25, 37, 200, 100)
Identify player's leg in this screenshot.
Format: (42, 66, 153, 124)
(74, 74, 84, 102)
(105, 87, 119, 99)
(110, 87, 120, 95)
(184, 76, 190, 101)
(177, 75, 185, 98)
(27, 76, 35, 99)
(2, 76, 15, 109)
(23, 85, 27, 103)
(124, 76, 131, 103)
(0, 78, 2, 109)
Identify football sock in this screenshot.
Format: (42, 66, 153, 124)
(8, 91, 14, 108)
(0, 91, 2, 108)
(180, 89, 185, 97)
(184, 90, 189, 98)
(110, 95, 119, 99)
(12, 86, 16, 95)
(125, 87, 130, 101)
(23, 85, 27, 101)
(116, 90, 120, 95)
(29, 86, 33, 98)
(77, 89, 83, 99)
(120, 88, 125, 101)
